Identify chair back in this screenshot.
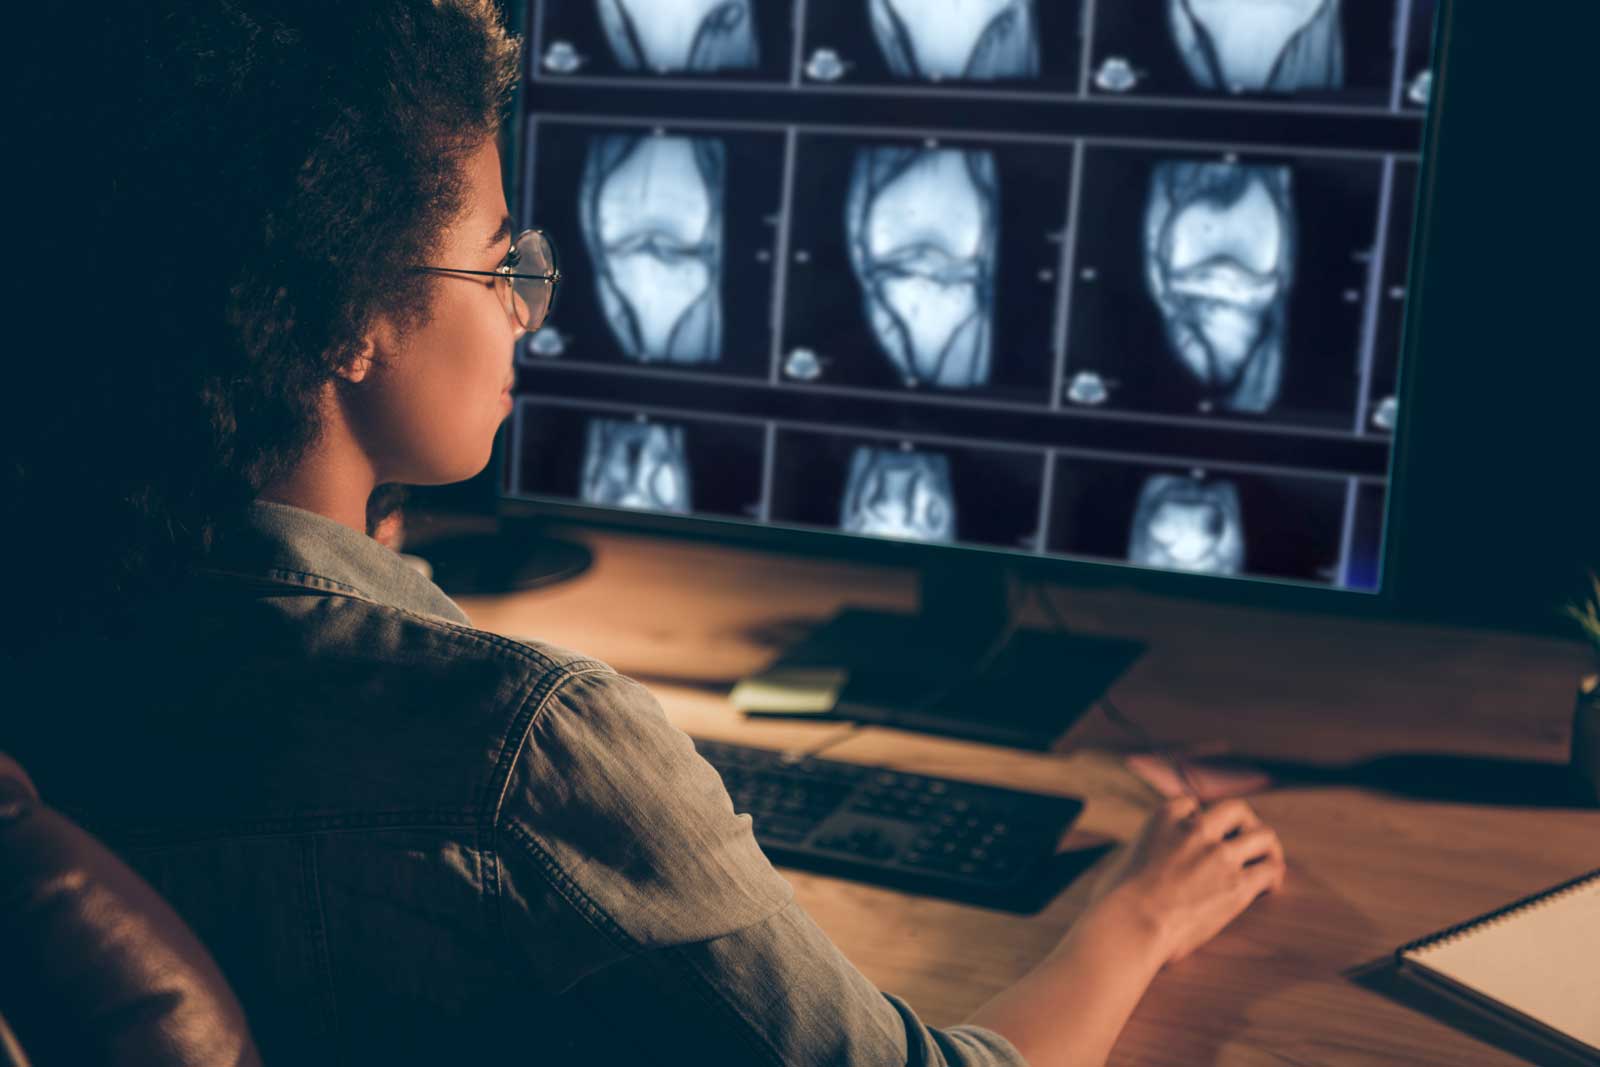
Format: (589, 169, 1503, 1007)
(0, 754, 261, 1067)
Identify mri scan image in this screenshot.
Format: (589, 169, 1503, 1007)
(769, 429, 1045, 550)
(1127, 474, 1245, 575)
(780, 133, 1067, 401)
(511, 402, 765, 517)
(868, 0, 1040, 81)
(1144, 161, 1295, 415)
(595, 0, 759, 74)
(1168, 0, 1344, 94)
(527, 120, 785, 376)
(1049, 456, 1350, 584)
(1087, 0, 1400, 105)
(840, 446, 957, 542)
(845, 146, 1000, 390)
(580, 418, 693, 513)
(801, 0, 1080, 91)
(579, 134, 724, 366)
(1064, 145, 1374, 426)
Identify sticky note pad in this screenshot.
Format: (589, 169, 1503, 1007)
(729, 666, 848, 716)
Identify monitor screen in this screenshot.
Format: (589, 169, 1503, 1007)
(507, 0, 1441, 594)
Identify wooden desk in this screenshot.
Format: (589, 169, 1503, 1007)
(456, 530, 1598, 1066)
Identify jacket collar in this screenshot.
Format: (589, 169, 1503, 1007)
(200, 500, 470, 625)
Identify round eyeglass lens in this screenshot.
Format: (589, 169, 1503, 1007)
(509, 230, 558, 331)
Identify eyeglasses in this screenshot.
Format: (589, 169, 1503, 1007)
(412, 228, 561, 333)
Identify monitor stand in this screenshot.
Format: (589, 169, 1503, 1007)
(409, 526, 593, 596)
(750, 564, 1145, 751)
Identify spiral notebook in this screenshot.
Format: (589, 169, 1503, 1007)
(1396, 867, 1600, 1063)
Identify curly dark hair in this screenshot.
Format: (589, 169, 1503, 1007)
(5, 1, 519, 650)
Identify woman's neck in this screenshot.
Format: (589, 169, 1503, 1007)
(258, 396, 379, 536)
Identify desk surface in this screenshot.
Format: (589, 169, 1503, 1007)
(453, 528, 1597, 1066)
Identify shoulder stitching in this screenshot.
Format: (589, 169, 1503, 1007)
(500, 820, 641, 954)
(487, 663, 616, 827)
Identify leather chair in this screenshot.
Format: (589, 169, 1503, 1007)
(0, 754, 261, 1067)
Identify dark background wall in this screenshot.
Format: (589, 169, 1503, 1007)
(1384, 5, 1597, 630)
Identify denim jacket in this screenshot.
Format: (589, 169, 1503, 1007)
(5, 501, 1025, 1066)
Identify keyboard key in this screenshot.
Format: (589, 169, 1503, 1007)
(756, 816, 816, 843)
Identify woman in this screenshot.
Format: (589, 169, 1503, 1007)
(4, 3, 1285, 1064)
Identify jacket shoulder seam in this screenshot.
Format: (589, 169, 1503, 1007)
(486, 662, 616, 828)
(500, 820, 641, 955)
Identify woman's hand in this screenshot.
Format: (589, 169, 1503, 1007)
(965, 797, 1285, 1066)
(1089, 796, 1287, 965)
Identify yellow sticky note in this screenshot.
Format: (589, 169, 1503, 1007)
(728, 666, 848, 715)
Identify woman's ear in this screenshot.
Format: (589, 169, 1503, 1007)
(336, 337, 376, 384)
(337, 313, 401, 384)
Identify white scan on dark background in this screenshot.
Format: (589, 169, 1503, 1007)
(580, 419, 694, 513)
(1168, 0, 1344, 94)
(580, 135, 725, 366)
(1128, 474, 1245, 575)
(595, 0, 759, 73)
(868, 0, 1040, 80)
(845, 146, 999, 390)
(1143, 160, 1295, 414)
(840, 447, 957, 542)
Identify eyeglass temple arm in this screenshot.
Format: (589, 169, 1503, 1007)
(413, 267, 561, 281)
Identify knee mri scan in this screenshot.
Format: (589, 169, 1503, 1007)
(1168, 0, 1344, 94)
(845, 146, 999, 390)
(579, 134, 725, 365)
(1143, 160, 1295, 415)
(595, 0, 760, 74)
(1127, 474, 1244, 575)
(840, 447, 957, 542)
(868, 0, 1040, 81)
(580, 418, 693, 513)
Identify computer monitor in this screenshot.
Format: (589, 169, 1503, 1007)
(492, 0, 1450, 747)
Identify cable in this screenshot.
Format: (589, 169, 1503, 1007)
(771, 575, 1024, 758)
(1028, 581, 1204, 805)
(779, 580, 1203, 800)
(785, 721, 866, 762)
(1098, 693, 1204, 805)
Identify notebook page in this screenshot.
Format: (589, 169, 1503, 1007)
(1404, 878, 1600, 1048)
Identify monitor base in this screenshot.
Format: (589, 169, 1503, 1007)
(743, 563, 1143, 750)
(412, 530, 593, 596)
(775, 608, 1144, 751)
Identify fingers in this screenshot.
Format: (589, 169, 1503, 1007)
(1225, 825, 1287, 902)
(1220, 826, 1283, 872)
(1159, 795, 1201, 823)
(1239, 851, 1287, 899)
(1194, 798, 1260, 842)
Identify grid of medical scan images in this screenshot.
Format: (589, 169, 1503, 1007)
(506, 0, 1440, 592)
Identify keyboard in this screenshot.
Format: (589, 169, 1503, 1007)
(692, 738, 1085, 911)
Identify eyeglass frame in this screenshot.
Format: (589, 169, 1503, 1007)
(410, 228, 562, 333)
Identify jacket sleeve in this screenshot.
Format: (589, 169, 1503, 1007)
(494, 665, 1029, 1067)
